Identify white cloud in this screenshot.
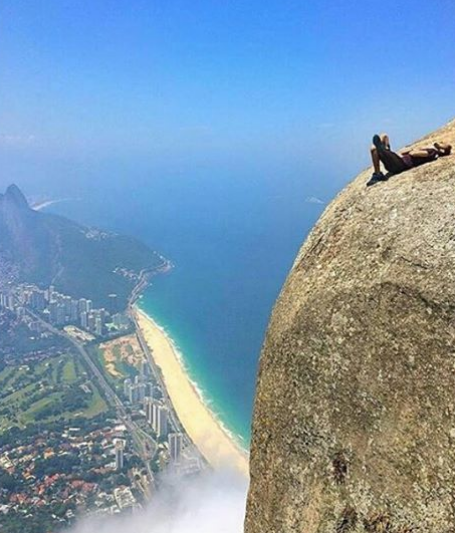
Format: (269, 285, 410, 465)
(304, 196, 325, 205)
(0, 134, 36, 146)
(71, 469, 248, 533)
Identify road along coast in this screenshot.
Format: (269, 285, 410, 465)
(134, 307, 249, 477)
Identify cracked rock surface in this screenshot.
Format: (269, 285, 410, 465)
(245, 119, 455, 533)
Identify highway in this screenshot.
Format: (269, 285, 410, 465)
(25, 308, 157, 494)
(128, 262, 197, 451)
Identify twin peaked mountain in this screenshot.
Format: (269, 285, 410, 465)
(0, 184, 161, 310)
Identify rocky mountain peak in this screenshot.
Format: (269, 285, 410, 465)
(0, 184, 30, 212)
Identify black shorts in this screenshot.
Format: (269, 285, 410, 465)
(378, 148, 412, 174)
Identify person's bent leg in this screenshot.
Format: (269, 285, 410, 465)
(380, 133, 391, 150)
(370, 146, 382, 174)
(373, 134, 408, 174)
(378, 149, 409, 174)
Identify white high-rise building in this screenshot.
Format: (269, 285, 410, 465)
(145, 397, 154, 425)
(152, 403, 168, 437)
(168, 433, 183, 461)
(80, 311, 88, 329)
(70, 300, 79, 322)
(78, 298, 88, 314)
(95, 316, 103, 336)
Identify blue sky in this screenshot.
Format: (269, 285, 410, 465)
(0, 0, 454, 194)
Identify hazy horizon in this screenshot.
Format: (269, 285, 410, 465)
(1, 1, 454, 200)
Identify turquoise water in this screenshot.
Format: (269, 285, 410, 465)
(45, 165, 331, 446)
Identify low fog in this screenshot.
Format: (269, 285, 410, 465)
(71, 469, 248, 533)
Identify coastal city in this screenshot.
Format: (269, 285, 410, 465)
(0, 183, 248, 532)
(0, 283, 130, 339)
(0, 280, 206, 532)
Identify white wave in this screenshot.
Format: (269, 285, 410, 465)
(139, 308, 249, 454)
(31, 197, 79, 211)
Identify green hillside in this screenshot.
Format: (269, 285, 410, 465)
(0, 185, 162, 309)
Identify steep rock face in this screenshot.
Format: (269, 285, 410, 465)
(245, 119, 455, 533)
(0, 184, 56, 283)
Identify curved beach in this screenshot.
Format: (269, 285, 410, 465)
(134, 308, 249, 477)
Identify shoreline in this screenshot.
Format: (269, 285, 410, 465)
(133, 306, 249, 478)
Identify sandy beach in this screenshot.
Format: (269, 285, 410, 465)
(134, 307, 249, 477)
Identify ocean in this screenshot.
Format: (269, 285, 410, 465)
(44, 164, 333, 447)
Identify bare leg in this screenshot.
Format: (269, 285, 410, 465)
(409, 144, 451, 158)
(370, 134, 391, 173)
(408, 149, 431, 158)
(406, 142, 451, 159)
(380, 133, 391, 150)
(370, 146, 381, 173)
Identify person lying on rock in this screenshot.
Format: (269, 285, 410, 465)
(368, 133, 452, 186)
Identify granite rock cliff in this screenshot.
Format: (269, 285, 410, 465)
(245, 119, 455, 532)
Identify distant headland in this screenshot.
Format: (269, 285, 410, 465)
(0, 184, 168, 310)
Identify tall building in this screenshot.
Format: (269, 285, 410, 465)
(95, 316, 103, 337)
(70, 300, 80, 322)
(0, 293, 7, 308)
(108, 294, 118, 315)
(7, 294, 15, 311)
(128, 384, 139, 404)
(137, 382, 146, 403)
(168, 433, 183, 462)
(49, 301, 59, 324)
(146, 382, 155, 398)
(145, 397, 154, 425)
(78, 298, 88, 314)
(56, 304, 66, 326)
(144, 396, 161, 417)
(152, 403, 168, 438)
(29, 290, 46, 311)
(139, 358, 150, 380)
(63, 295, 72, 317)
(87, 312, 96, 332)
(80, 311, 88, 329)
(48, 285, 56, 302)
(124, 378, 132, 399)
(114, 439, 125, 470)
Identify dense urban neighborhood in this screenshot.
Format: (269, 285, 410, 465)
(0, 279, 204, 532)
(0, 184, 208, 532)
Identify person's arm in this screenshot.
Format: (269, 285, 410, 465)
(408, 149, 433, 158)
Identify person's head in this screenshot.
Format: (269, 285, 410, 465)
(434, 142, 452, 156)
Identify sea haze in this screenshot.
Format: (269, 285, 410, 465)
(41, 162, 329, 446)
